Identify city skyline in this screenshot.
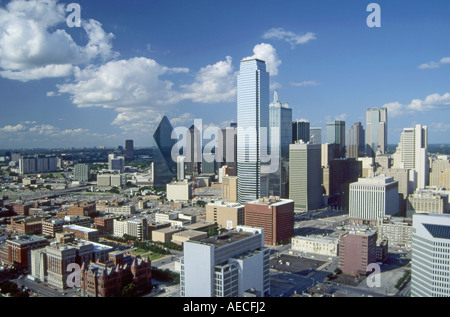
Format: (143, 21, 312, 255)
(0, 0, 449, 149)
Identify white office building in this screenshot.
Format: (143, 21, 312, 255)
(349, 176, 399, 222)
(180, 225, 270, 297)
(411, 213, 450, 297)
(393, 124, 429, 190)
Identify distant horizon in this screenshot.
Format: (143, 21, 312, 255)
(0, 0, 449, 148)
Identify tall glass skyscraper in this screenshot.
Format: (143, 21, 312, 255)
(269, 91, 292, 198)
(237, 58, 269, 203)
(326, 120, 346, 159)
(152, 116, 177, 189)
(292, 120, 310, 144)
(366, 107, 387, 157)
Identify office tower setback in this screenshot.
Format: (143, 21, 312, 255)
(349, 176, 399, 224)
(292, 119, 310, 144)
(152, 116, 177, 189)
(429, 155, 450, 187)
(326, 121, 346, 159)
(180, 226, 270, 297)
(237, 58, 269, 203)
(244, 197, 294, 246)
(289, 143, 323, 211)
(125, 140, 134, 160)
(347, 122, 365, 159)
(393, 124, 429, 190)
(366, 107, 388, 157)
(310, 127, 322, 145)
(268, 91, 292, 198)
(411, 213, 450, 297)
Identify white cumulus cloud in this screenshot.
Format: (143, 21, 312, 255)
(262, 28, 316, 48)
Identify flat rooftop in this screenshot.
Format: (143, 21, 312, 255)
(199, 230, 256, 249)
(63, 225, 97, 233)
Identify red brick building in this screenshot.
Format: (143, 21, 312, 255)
(244, 197, 294, 246)
(94, 215, 119, 235)
(338, 230, 377, 276)
(68, 202, 97, 218)
(7, 217, 43, 235)
(10, 203, 33, 216)
(0, 235, 48, 270)
(81, 252, 152, 297)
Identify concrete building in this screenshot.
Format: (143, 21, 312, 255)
(338, 230, 377, 276)
(406, 190, 449, 218)
(349, 176, 399, 224)
(180, 226, 270, 297)
(63, 225, 99, 242)
(376, 216, 413, 249)
(206, 201, 245, 230)
(291, 235, 339, 257)
(108, 154, 125, 173)
(393, 124, 429, 190)
(244, 197, 294, 246)
(113, 218, 148, 241)
(429, 155, 450, 188)
(377, 167, 415, 216)
(411, 213, 450, 297)
(166, 181, 193, 202)
(289, 143, 322, 211)
(172, 230, 208, 246)
(104, 205, 136, 216)
(151, 227, 184, 243)
(222, 176, 238, 202)
(74, 164, 90, 182)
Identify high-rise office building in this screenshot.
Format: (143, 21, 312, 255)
(268, 91, 292, 198)
(217, 124, 237, 176)
(292, 120, 310, 144)
(125, 140, 134, 160)
(310, 127, 322, 145)
(185, 124, 202, 176)
(108, 154, 125, 173)
(326, 121, 346, 159)
(289, 143, 323, 211)
(349, 176, 399, 224)
(347, 122, 365, 159)
(338, 230, 377, 276)
(429, 155, 450, 187)
(393, 124, 429, 190)
(19, 155, 58, 175)
(411, 213, 450, 297)
(74, 164, 90, 182)
(177, 156, 185, 181)
(180, 225, 270, 297)
(244, 197, 294, 246)
(237, 58, 269, 203)
(152, 116, 177, 189)
(366, 107, 388, 157)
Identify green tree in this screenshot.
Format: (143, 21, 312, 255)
(122, 283, 138, 297)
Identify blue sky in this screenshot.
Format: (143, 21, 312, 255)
(0, 0, 449, 149)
